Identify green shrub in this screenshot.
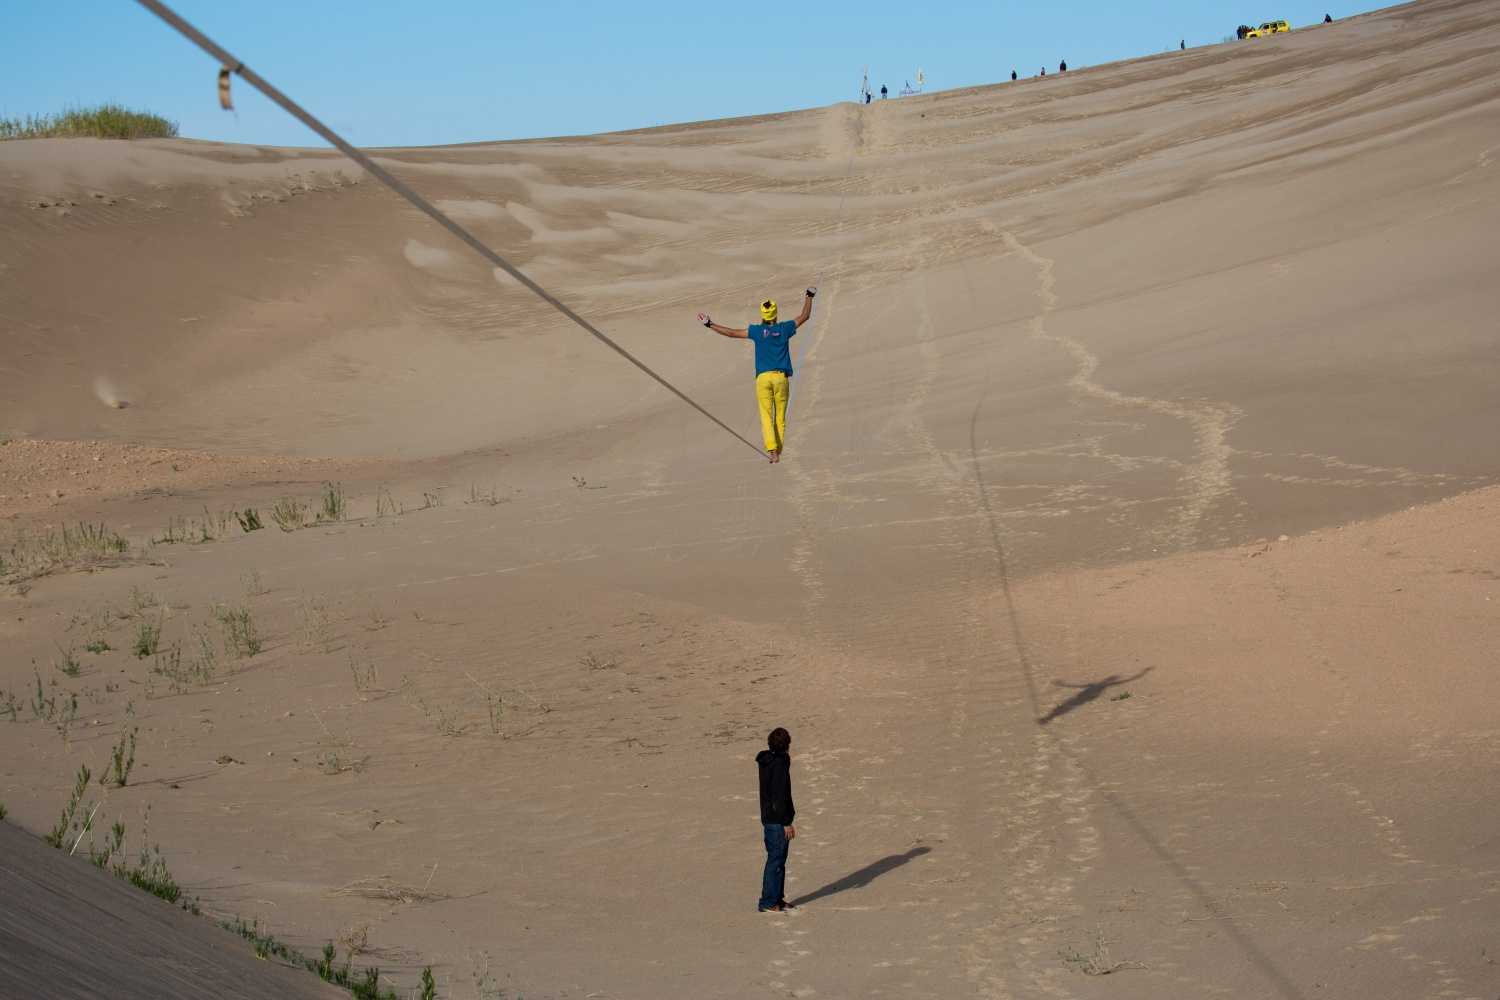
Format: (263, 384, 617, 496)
(318, 482, 347, 522)
(0, 105, 178, 141)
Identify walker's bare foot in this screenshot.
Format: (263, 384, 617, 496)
(767, 450, 781, 464)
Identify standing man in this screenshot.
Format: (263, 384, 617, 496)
(1011, 69, 1018, 81)
(880, 84, 888, 99)
(698, 288, 816, 463)
(756, 727, 796, 912)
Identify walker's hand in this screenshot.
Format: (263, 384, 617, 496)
(785, 825, 796, 839)
(697, 312, 711, 327)
(805, 287, 817, 299)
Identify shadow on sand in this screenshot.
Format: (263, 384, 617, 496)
(1037, 667, 1153, 725)
(788, 846, 932, 907)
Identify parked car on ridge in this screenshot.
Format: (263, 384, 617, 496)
(1245, 19, 1292, 38)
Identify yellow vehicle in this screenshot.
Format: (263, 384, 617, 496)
(1245, 20, 1291, 38)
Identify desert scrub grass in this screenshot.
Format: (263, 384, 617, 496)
(132, 615, 163, 658)
(466, 672, 503, 736)
(29, 668, 79, 738)
(44, 764, 92, 849)
(471, 951, 504, 999)
(152, 516, 187, 545)
(123, 842, 182, 903)
(158, 508, 233, 544)
(348, 651, 382, 699)
(466, 483, 508, 506)
(152, 639, 217, 694)
(316, 749, 368, 776)
(127, 586, 160, 618)
(271, 496, 309, 532)
(193, 625, 219, 676)
(297, 596, 338, 653)
(54, 643, 82, 677)
(87, 819, 127, 870)
(85, 637, 112, 654)
(102, 727, 139, 787)
(317, 481, 347, 522)
(374, 486, 399, 518)
(0, 105, 178, 141)
(401, 677, 467, 737)
(221, 919, 418, 1000)
(216, 604, 262, 657)
(0, 688, 18, 721)
(205, 508, 233, 540)
(1059, 927, 1144, 976)
(235, 508, 264, 532)
(1, 521, 130, 582)
(150, 641, 187, 695)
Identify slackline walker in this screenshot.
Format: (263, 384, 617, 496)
(691, 102, 860, 464)
(698, 289, 816, 464)
(132, 0, 767, 462)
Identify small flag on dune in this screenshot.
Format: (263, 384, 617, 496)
(218, 67, 233, 110)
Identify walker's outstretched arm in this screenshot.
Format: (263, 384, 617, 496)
(697, 313, 749, 339)
(794, 287, 816, 328)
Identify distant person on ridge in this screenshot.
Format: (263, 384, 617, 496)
(1324, 13, 1333, 22)
(1059, 59, 1067, 72)
(1180, 38, 1186, 50)
(1040, 67, 1046, 77)
(1011, 69, 1018, 81)
(755, 727, 796, 912)
(881, 84, 888, 99)
(697, 288, 816, 463)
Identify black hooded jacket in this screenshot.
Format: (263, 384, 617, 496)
(756, 749, 795, 825)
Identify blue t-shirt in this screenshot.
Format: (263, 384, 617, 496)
(748, 320, 798, 377)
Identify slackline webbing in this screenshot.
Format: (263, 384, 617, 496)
(133, 0, 768, 461)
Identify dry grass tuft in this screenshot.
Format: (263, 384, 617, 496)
(331, 872, 446, 904)
(1, 522, 131, 584)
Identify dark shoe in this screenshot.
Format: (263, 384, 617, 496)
(758, 903, 786, 913)
(778, 900, 796, 911)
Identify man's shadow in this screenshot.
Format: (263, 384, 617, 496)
(787, 846, 932, 908)
(1038, 666, 1153, 725)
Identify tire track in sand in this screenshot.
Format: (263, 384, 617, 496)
(997, 229, 1241, 549)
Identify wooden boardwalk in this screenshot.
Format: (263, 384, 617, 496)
(0, 822, 341, 1000)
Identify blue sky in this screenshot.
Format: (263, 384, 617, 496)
(3, 1, 1386, 147)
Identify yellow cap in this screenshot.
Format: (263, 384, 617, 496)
(760, 299, 778, 323)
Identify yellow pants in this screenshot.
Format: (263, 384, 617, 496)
(755, 371, 790, 453)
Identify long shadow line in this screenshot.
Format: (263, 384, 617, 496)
(968, 393, 1306, 1000)
(788, 846, 932, 908)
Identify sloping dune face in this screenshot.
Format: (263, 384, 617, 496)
(1, 0, 1495, 487)
(2, 3, 1500, 999)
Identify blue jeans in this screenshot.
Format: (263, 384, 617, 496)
(759, 823, 789, 910)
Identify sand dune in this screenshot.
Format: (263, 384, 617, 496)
(2, 1, 1499, 997)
